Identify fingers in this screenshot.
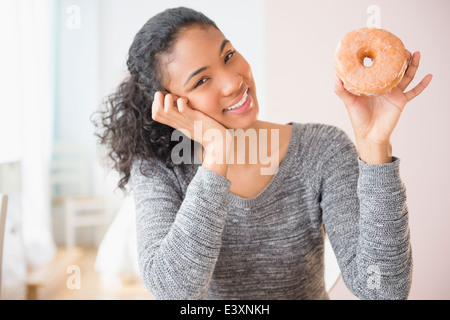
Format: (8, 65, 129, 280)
(152, 91, 190, 124)
(152, 91, 164, 121)
(176, 96, 188, 113)
(405, 73, 433, 102)
(334, 74, 356, 106)
(407, 50, 413, 67)
(395, 51, 433, 101)
(397, 51, 420, 92)
(164, 92, 174, 112)
(153, 91, 178, 122)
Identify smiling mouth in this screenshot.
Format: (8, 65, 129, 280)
(223, 88, 249, 111)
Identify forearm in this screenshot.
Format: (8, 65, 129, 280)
(325, 158, 412, 300)
(354, 158, 412, 299)
(135, 166, 231, 299)
(320, 131, 412, 299)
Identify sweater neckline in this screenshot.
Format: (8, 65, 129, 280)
(227, 122, 299, 208)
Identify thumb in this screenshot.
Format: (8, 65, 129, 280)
(334, 74, 354, 103)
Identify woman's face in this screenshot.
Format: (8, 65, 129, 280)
(161, 24, 259, 130)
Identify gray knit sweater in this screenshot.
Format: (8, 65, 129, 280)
(131, 122, 412, 300)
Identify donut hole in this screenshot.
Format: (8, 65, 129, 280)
(363, 56, 374, 67)
(357, 49, 375, 68)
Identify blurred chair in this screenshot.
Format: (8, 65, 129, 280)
(50, 143, 107, 248)
(0, 194, 8, 298)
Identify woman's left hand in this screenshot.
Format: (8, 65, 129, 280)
(335, 51, 433, 164)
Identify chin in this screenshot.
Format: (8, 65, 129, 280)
(223, 105, 259, 130)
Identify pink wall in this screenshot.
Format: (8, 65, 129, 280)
(265, 0, 450, 299)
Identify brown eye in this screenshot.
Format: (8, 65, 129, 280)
(194, 78, 208, 88)
(225, 51, 235, 63)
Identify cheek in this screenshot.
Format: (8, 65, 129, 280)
(189, 91, 221, 114)
(237, 54, 253, 80)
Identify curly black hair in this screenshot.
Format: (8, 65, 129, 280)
(92, 7, 218, 192)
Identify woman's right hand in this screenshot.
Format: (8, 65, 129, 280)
(152, 91, 232, 176)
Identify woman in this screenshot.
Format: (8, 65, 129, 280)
(95, 7, 432, 299)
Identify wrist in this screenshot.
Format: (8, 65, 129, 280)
(200, 130, 233, 178)
(356, 139, 393, 165)
(202, 146, 229, 177)
(202, 161, 228, 178)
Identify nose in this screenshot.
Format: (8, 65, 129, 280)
(220, 71, 243, 97)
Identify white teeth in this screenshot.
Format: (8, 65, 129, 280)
(225, 90, 248, 111)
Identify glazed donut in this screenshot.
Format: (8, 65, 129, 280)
(334, 27, 410, 96)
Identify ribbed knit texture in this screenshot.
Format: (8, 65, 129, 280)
(131, 122, 412, 300)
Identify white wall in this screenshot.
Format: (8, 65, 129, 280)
(56, 0, 101, 147)
(265, 0, 450, 300)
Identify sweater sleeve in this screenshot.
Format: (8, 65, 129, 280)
(131, 159, 231, 299)
(318, 129, 412, 300)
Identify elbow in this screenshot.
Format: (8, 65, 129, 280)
(346, 274, 412, 300)
(139, 259, 208, 300)
(363, 267, 412, 300)
(343, 257, 413, 300)
(364, 276, 412, 300)
(373, 251, 413, 300)
(371, 272, 412, 300)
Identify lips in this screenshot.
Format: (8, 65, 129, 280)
(224, 87, 248, 110)
(222, 88, 252, 115)
(222, 87, 249, 112)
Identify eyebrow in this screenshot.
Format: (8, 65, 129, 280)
(184, 39, 230, 87)
(184, 66, 208, 87)
(220, 39, 230, 55)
